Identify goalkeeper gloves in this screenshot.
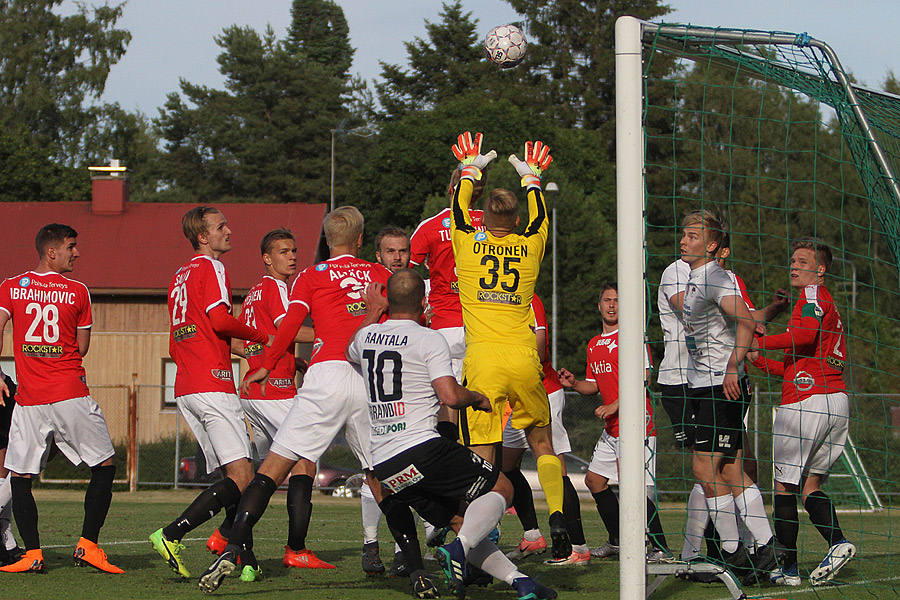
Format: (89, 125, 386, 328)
(452, 131, 497, 181)
(508, 140, 552, 188)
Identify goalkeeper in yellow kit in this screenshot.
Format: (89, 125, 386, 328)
(450, 132, 571, 560)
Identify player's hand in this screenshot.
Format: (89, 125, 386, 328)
(595, 400, 618, 420)
(423, 303, 434, 327)
(508, 140, 552, 188)
(266, 334, 275, 347)
(451, 132, 497, 181)
(364, 282, 388, 318)
(557, 367, 576, 388)
(772, 288, 790, 310)
(294, 356, 309, 376)
(0, 380, 7, 406)
(723, 370, 740, 401)
(242, 367, 271, 396)
(469, 391, 492, 412)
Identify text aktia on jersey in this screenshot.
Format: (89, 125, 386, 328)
(793, 371, 815, 391)
(268, 378, 294, 388)
(591, 360, 613, 375)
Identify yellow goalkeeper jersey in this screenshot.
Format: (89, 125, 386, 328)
(451, 178, 548, 348)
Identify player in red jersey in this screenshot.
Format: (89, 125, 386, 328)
(410, 168, 485, 383)
(200, 206, 393, 592)
(750, 238, 856, 586)
(558, 283, 670, 562)
(203, 228, 313, 582)
(0, 224, 122, 574)
(150, 207, 270, 580)
(502, 293, 586, 565)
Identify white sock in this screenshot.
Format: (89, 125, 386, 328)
(682, 483, 708, 560)
(360, 488, 382, 545)
(523, 528, 542, 542)
(0, 476, 15, 551)
(734, 485, 773, 549)
(422, 516, 436, 542)
(466, 538, 524, 585)
(706, 494, 740, 554)
(457, 492, 507, 554)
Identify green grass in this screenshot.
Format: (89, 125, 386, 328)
(1, 489, 897, 599)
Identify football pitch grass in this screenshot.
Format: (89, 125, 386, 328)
(2, 489, 896, 599)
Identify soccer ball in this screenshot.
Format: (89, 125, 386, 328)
(484, 24, 527, 69)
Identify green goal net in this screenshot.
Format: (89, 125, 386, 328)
(627, 20, 900, 597)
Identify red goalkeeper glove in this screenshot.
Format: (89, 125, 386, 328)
(508, 140, 552, 188)
(451, 131, 497, 181)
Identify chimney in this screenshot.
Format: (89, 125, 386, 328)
(88, 159, 129, 215)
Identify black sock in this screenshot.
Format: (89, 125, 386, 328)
(286, 474, 313, 551)
(592, 488, 619, 545)
(805, 491, 844, 547)
(563, 476, 586, 546)
(163, 476, 241, 541)
(218, 503, 238, 539)
(10, 477, 39, 550)
(774, 494, 799, 566)
(704, 519, 723, 561)
(379, 496, 424, 576)
(82, 464, 115, 542)
(228, 474, 278, 552)
(646, 497, 668, 551)
(505, 468, 538, 532)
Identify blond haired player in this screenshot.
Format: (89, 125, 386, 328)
(449, 132, 570, 559)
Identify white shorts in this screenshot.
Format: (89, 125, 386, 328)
(588, 430, 657, 486)
(241, 397, 295, 460)
(271, 361, 373, 470)
(437, 326, 466, 382)
(502, 388, 571, 454)
(177, 392, 252, 474)
(4, 396, 115, 475)
(773, 393, 849, 486)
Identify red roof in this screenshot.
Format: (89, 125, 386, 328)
(0, 201, 326, 293)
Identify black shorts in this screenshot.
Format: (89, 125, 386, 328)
(373, 437, 500, 529)
(690, 378, 751, 454)
(0, 376, 14, 449)
(659, 383, 696, 447)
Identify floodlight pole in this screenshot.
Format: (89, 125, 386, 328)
(330, 120, 374, 212)
(330, 131, 336, 212)
(546, 182, 559, 368)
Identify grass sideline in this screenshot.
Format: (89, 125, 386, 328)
(0, 489, 894, 599)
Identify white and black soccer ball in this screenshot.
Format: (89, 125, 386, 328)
(484, 24, 527, 69)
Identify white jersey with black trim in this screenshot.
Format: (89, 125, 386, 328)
(346, 319, 455, 465)
(657, 259, 691, 386)
(682, 260, 745, 388)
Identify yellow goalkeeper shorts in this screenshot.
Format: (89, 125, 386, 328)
(459, 343, 550, 446)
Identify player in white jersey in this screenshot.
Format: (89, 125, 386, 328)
(677, 210, 784, 583)
(347, 269, 557, 600)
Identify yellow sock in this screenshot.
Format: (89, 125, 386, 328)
(536, 454, 564, 515)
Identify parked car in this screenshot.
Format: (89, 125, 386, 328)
(518, 451, 591, 497)
(178, 456, 363, 497)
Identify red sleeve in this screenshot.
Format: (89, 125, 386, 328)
(0, 280, 11, 317)
(734, 274, 756, 310)
(751, 354, 785, 377)
(209, 305, 267, 343)
(264, 280, 289, 323)
(263, 302, 309, 370)
(532, 294, 547, 329)
(759, 316, 819, 350)
(77, 284, 92, 328)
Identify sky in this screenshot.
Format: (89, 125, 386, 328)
(61, 0, 900, 117)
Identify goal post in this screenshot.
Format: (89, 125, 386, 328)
(615, 14, 900, 598)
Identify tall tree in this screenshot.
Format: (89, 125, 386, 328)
(155, 0, 358, 203)
(0, 0, 131, 164)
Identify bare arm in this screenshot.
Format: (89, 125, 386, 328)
(720, 293, 755, 400)
(0, 312, 7, 404)
(230, 338, 246, 358)
(535, 328, 547, 363)
(77, 327, 91, 356)
(669, 290, 685, 312)
(431, 376, 491, 411)
(295, 326, 315, 344)
(557, 367, 600, 396)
